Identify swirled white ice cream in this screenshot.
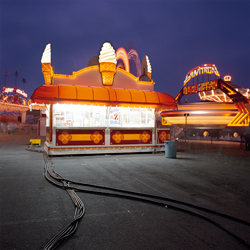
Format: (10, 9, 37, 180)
(146, 55, 152, 73)
(99, 42, 117, 64)
(41, 43, 51, 64)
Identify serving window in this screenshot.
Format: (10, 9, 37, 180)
(53, 104, 155, 128)
(109, 107, 154, 128)
(53, 104, 107, 127)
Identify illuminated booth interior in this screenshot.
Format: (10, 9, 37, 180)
(31, 42, 177, 155)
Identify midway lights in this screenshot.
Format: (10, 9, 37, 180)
(32, 42, 177, 155)
(0, 87, 30, 123)
(2, 87, 28, 98)
(182, 80, 218, 95)
(184, 64, 220, 86)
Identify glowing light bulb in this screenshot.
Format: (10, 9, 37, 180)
(224, 75, 231, 81)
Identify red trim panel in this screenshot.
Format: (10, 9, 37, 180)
(110, 129, 152, 145)
(56, 129, 105, 146)
(157, 129, 170, 144)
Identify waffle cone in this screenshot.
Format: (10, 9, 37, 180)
(99, 62, 116, 86)
(101, 71, 116, 86)
(42, 63, 53, 85)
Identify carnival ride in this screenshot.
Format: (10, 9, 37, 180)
(0, 86, 30, 123)
(161, 65, 250, 135)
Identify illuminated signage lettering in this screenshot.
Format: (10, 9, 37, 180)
(3, 87, 14, 93)
(2, 87, 27, 98)
(184, 64, 220, 86)
(183, 80, 218, 95)
(16, 89, 28, 97)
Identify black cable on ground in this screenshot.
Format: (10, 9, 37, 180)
(43, 154, 250, 248)
(66, 186, 250, 248)
(43, 150, 250, 226)
(65, 178, 250, 226)
(43, 154, 85, 250)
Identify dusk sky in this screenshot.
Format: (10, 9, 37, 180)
(0, 0, 249, 101)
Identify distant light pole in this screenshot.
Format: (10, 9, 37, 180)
(184, 113, 189, 142)
(4, 70, 9, 86)
(15, 71, 18, 88)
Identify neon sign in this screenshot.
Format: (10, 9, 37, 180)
(2, 87, 28, 98)
(183, 80, 218, 95)
(184, 64, 220, 86)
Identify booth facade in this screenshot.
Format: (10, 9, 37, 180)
(31, 43, 177, 155)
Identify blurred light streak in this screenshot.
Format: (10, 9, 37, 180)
(116, 47, 130, 73)
(128, 49, 141, 77)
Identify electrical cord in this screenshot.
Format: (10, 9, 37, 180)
(43, 152, 250, 226)
(43, 153, 250, 249)
(64, 177, 250, 226)
(43, 154, 85, 250)
(64, 186, 250, 248)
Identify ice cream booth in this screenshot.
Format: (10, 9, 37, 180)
(31, 42, 177, 155)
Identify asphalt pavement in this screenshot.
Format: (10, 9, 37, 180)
(0, 134, 250, 250)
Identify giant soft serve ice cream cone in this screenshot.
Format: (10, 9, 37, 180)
(146, 55, 152, 79)
(41, 43, 53, 85)
(99, 42, 117, 86)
